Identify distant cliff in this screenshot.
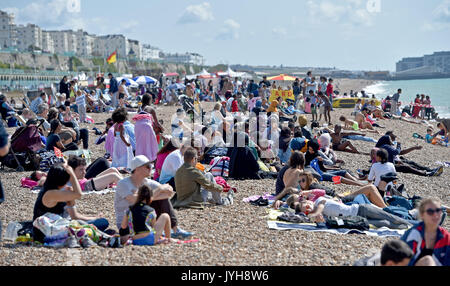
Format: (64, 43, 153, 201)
(0, 52, 203, 76)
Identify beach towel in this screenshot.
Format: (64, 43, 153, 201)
(242, 193, 276, 203)
(267, 221, 406, 238)
(21, 177, 38, 189)
(31, 187, 117, 195)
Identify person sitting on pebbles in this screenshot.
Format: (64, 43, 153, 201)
(376, 132, 443, 177)
(173, 147, 233, 209)
(120, 185, 177, 246)
(32, 162, 110, 243)
(355, 108, 380, 132)
(115, 155, 193, 243)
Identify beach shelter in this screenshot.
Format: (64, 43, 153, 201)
(197, 69, 214, 79)
(116, 77, 138, 87)
(268, 74, 297, 81)
(133, 75, 157, 85)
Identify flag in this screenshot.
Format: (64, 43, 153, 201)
(107, 51, 117, 64)
(54, 147, 63, 158)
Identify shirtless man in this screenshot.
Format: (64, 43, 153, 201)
(326, 124, 366, 154)
(272, 151, 305, 208)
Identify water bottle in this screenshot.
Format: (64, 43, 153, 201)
(4, 221, 22, 242)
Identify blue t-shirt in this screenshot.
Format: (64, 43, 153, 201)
(380, 144, 400, 163)
(46, 134, 61, 151)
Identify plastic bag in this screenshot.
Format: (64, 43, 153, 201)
(33, 213, 70, 238)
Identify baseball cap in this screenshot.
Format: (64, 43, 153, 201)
(130, 155, 151, 172)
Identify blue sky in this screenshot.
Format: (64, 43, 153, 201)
(2, 0, 450, 71)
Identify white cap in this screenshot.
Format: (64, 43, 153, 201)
(130, 155, 151, 172)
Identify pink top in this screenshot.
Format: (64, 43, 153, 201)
(153, 152, 170, 180)
(303, 189, 326, 202)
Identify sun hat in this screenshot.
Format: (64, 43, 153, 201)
(130, 155, 151, 172)
(298, 115, 308, 127)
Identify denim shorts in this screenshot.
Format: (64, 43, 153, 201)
(132, 232, 155, 246)
(321, 170, 348, 182)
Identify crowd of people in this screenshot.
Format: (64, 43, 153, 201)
(0, 69, 448, 266)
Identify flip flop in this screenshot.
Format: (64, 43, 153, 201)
(177, 238, 200, 244)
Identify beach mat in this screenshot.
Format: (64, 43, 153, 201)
(267, 221, 406, 238)
(30, 187, 116, 195)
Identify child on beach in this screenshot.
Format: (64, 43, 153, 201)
(75, 90, 87, 123)
(340, 116, 359, 131)
(352, 99, 362, 116)
(318, 92, 331, 125)
(120, 185, 176, 246)
(111, 108, 134, 170)
(426, 127, 434, 144)
(309, 90, 318, 122)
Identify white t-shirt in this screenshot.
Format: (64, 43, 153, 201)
(158, 149, 183, 184)
(315, 197, 359, 217)
(368, 162, 396, 187)
(114, 177, 161, 228)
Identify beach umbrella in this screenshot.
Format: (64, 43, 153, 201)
(168, 83, 186, 90)
(133, 75, 157, 85)
(116, 77, 138, 87)
(267, 74, 297, 81)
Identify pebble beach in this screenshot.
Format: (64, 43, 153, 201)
(0, 79, 449, 266)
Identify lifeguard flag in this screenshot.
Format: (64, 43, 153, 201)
(107, 51, 117, 64)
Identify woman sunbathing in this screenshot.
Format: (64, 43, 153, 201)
(298, 196, 412, 229)
(67, 155, 123, 192)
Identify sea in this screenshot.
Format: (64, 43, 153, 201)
(364, 78, 450, 119)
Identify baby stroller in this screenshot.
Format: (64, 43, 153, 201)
(179, 95, 204, 122)
(0, 119, 44, 172)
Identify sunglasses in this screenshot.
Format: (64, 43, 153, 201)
(300, 178, 307, 183)
(425, 208, 444, 216)
(142, 164, 151, 170)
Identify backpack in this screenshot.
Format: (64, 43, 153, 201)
(209, 156, 230, 178)
(325, 216, 370, 231)
(38, 149, 63, 172)
(201, 147, 228, 164)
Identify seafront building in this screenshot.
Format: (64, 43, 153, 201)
(396, 51, 450, 78)
(16, 24, 43, 52)
(0, 10, 17, 49)
(0, 9, 204, 65)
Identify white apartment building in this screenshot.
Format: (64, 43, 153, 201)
(63, 30, 78, 55)
(41, 31, 54, 54)
(74, 29, 95, 57)
(163, 52, 205, 65)
(16, 24, 42, 51)
(141, 44, 161, 61)
(48, 31, 69, 54)
(93, 34, 129, 59)
(0, 10, 17, 49)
